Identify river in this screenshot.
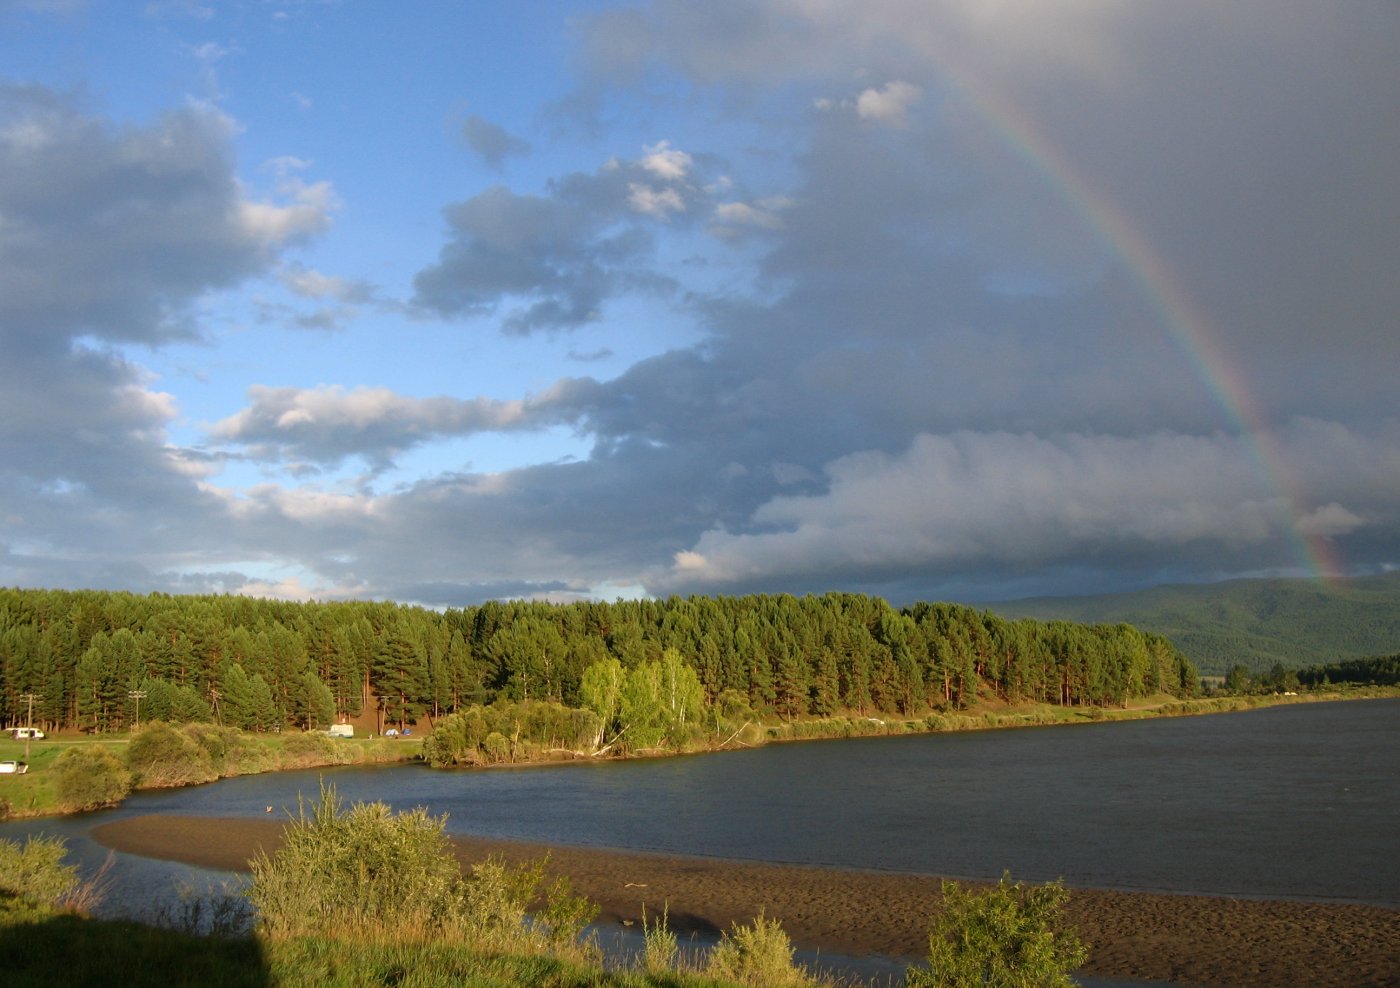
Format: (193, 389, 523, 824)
(1, 698, 1396, 979)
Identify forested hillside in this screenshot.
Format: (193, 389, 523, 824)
(0, 588, 1195, 735)
(990, 572, 1400, 675)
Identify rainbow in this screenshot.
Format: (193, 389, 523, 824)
(928, 65, 1345, 583)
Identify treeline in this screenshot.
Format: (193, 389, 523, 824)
(1297, 654, 1400, 688)
(0, 587, 1196, 734)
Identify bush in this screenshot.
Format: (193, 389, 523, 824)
(246, 781, 596, 958)
(641, 905, 679, 975)
(54, 744, 132, 812)
(0, 835, 78, 906)
(279, 731, 347, 767)
(126, 721, 217, 788)
(906, 873, 1088, 988)
(706, 912, 811, 987)
(180, 722, 233, 772)
(482, 731, 511, 763)
(248, 783, 461, 939)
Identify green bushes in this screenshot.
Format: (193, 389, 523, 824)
(422, 700, 601, 767)
(126, 722, 218, 788)
(0, 835, 79, 906)
(705, 913, 811, 987)
(247, 783, 597, 957)
(53, 744, 131, 812)
(641, 906, 678, 976)
(906, 874, 1087, 988)
(278, 731, 351, 768)
(248, 784, 462, 939)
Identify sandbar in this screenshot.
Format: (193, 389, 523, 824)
(91, 814, 1400, 987)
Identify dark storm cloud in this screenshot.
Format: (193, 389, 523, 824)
(559, 0, 1400, 597)
(412, 144, 711, 333)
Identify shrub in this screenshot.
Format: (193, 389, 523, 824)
(0, 835, 78, 906)
(906, 873, 1088, 988)
(641, 904, 679, 975)
(247, 783, 597, 957)
(280, 731, 347, 767)
(421, 707, 491, 766)
(536, 873, 598, 953)
(248, 783, 461, 939)
(706, 912, 810, 987)
(482, 731, 511, 763)
(126, 721, 217, 788)
(180, 722, 232, 772)
(54, 744, 132, 812)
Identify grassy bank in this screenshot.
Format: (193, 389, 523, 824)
(0, 729, 420, 820)
(699, 685, 1400, 748)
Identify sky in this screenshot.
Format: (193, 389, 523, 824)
(1, 0, 1398, 609)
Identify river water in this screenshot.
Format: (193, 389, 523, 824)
(2, 698, 1397, 970)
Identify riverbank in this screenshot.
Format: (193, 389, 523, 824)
(7, 687, 1395, 822)
(0, 731, 421, 820)
(93, 814, 1400, 988)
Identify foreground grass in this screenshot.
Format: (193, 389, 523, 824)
(0, 904, 749, 988)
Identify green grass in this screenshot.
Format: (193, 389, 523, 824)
(0, 898, 790, 988)
(0, 730, 420, 820)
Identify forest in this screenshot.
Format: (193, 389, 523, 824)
(0, 587, 1197, 737)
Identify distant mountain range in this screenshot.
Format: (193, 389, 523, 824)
(988, 572, 1400, 676)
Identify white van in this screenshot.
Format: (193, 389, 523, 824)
(8, 728, 43, 740)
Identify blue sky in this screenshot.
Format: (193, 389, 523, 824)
(2, 0, 1398, 607)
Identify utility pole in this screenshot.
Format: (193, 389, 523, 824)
(19, 693, 41, 761)
(128, 689, 148, 731)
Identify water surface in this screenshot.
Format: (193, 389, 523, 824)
(5, 698, 1397, 910)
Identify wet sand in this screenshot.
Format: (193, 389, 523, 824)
(92, 814, 1400, 987)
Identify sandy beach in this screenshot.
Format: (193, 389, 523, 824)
(91, 814, 1400, 987)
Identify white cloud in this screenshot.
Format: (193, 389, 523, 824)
(210, 379, 600, 468)
(639, 139, 692, 180)
(279, 262, 370, 302)
(711, 198, 789, 235)
(661, 425, 1400, 591)
(237, 177, 337, 246)
(628, 182, 686, 217)
(1296, 502, 1364, 539)
(855, 80, 921, 126)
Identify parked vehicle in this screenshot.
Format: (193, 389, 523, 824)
(0, 760, 28, 774)
(7, 728, 43, 740)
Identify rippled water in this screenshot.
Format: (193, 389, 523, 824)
(5, 698, 1398, 912)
